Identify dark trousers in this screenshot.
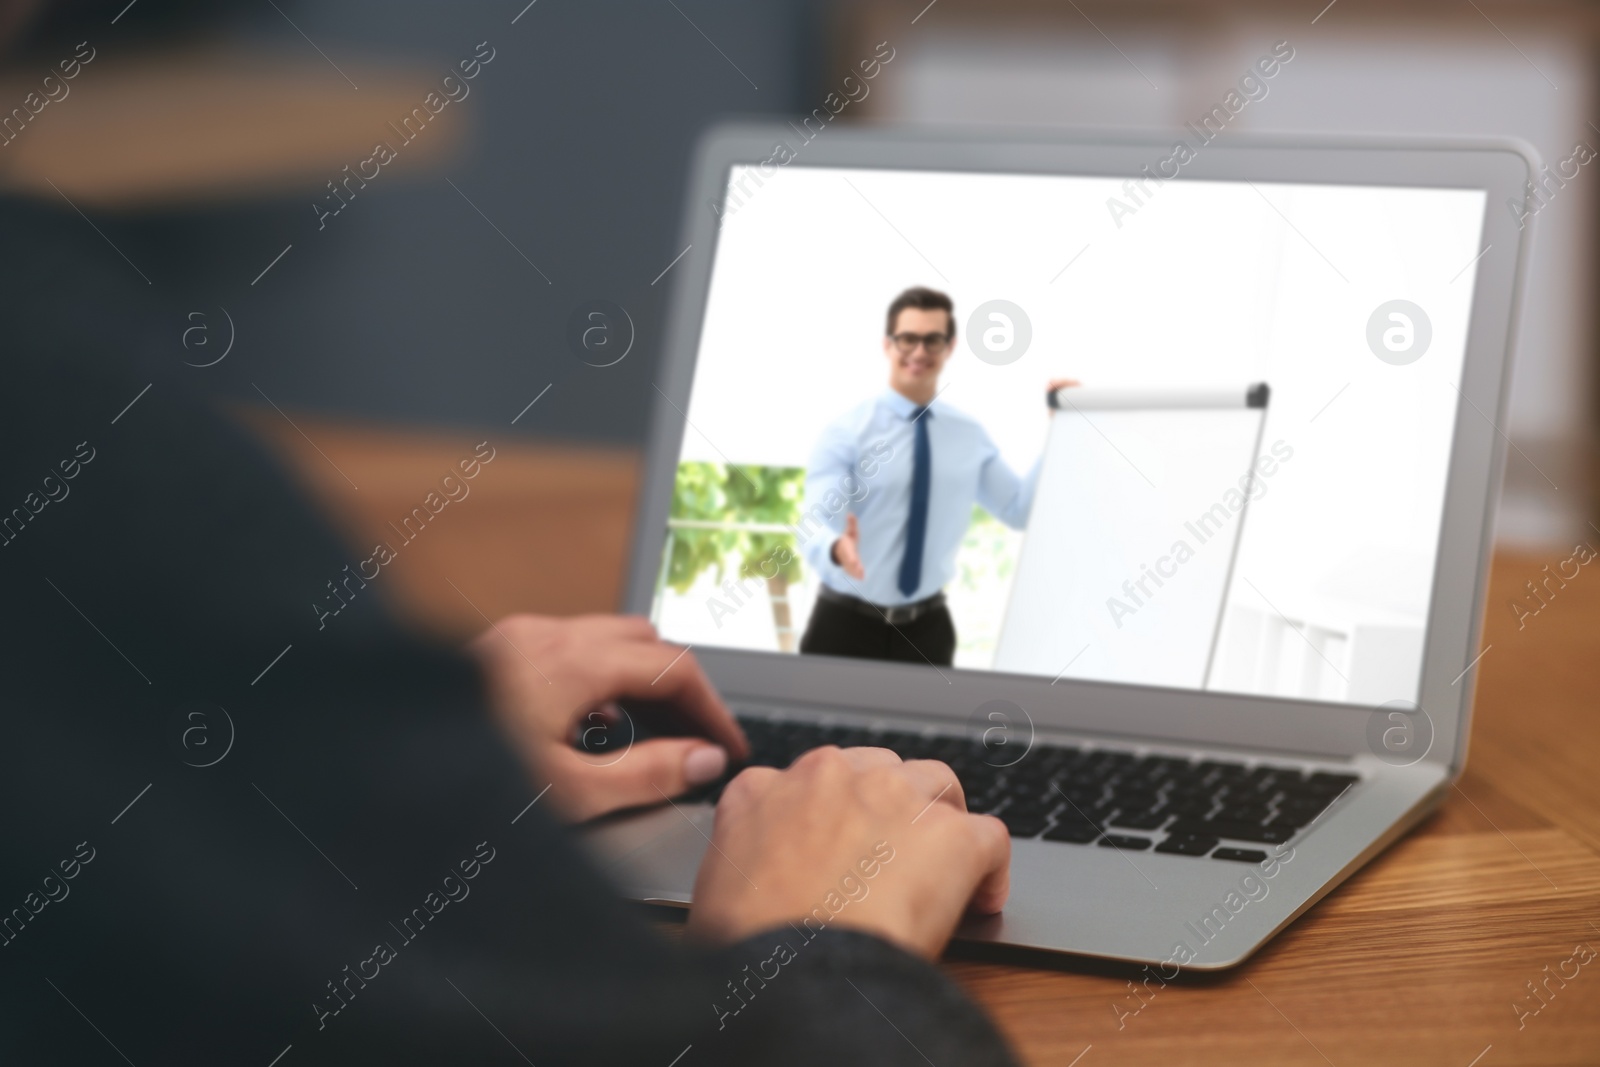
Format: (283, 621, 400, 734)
(799, 595, 957, 666)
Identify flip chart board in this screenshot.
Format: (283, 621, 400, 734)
(992, 384, 1269, 690)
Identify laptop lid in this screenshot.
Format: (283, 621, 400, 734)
(625, 123, 1535, 774)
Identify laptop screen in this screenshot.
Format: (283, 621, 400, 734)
(651, 162, 1488, 708)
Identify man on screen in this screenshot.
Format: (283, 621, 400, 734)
(798, 286, 1074, 666)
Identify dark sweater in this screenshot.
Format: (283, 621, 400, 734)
(0, 314, 1020, 1066)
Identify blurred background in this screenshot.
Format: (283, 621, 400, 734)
(2, 0, 1593, 638)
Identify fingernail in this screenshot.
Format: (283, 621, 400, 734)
(685, 745, 728, 786)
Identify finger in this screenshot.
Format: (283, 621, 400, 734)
(898, 759, 965, 811)
(787, 744, 896, 774)
(846, 513, 859, 539)
(708, 765, 782, 833)
(963, 813, 1012, 915)
(835, 745, 904, 770)
(563, 737, 729, 818)
(720, 764, 781, 805)
(587, 642, 748, 758)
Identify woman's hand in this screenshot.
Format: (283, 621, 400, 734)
(687, 746, 1010, 960)
(469, 613, 748, 822)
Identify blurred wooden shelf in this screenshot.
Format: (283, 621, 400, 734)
(0, 48, 465, 208)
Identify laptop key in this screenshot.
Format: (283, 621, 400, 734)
(823, 726, 875, 748)
(1216, 821, 1295, 844)
(1258, 818, 1300, 842)
(1140, 756, 1193, 779)
(1111, 808, 1171, 831)
(1099, 834, 1153, 851)
(874, 730, 922, 754)
(1154, 834, 1219, 856)
(1163, 799, 1216, 820)
(1001, 813, 1050, 838)
(1083, 799, 1120, 822)
(1257, 768, 1307, 792)
(1273, 796, 1337, 826)
(955, 766, 991, 787)
(1212, 847, 1269, 863)
(1053, 783, 1104, 805)
(1008, 763, 1057, 788)
(1168, 819, 1294, 845)
(1238, 766, 1276, 789)
(1212, 803, 1273, 825)
(1042, 820, 1101, 844)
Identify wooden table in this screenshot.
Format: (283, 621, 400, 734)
(254, 414, 1600, 1066)
(948, 558, 1600, 1067)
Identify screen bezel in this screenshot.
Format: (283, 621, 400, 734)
(626, 122, 1535, 770)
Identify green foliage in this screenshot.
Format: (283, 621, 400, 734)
(955, 505, 1019, 592)
(666, 462, 806, 594)
(665, 462, 733, 594)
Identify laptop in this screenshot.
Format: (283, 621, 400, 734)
(583, 123, 1535, 969)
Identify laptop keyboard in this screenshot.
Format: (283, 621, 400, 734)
(701, 715, 1358, 863)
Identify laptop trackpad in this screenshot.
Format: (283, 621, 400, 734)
(582, 802, 711, 905)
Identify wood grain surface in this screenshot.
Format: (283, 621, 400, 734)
(0, 49, 467, 208)
(252, 413, 1600, 1066)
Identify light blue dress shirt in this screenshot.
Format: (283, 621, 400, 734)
(799, 390, 1041, 607)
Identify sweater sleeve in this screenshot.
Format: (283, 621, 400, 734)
(0, 345, 1025, 1067)
(696, 926, 1023, 1066)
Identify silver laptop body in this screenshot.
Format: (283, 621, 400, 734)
(585, 124, 1534, 969)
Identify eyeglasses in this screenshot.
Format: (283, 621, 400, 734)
(890, 331, 952, 355)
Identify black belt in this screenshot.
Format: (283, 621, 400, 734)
(817, 585, 946, 627)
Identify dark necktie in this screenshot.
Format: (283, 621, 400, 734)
(898, 407, 931, 598)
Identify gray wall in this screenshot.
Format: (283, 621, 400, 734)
(110, 0, 822, 445)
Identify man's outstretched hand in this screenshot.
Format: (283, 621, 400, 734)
(831, 513, 866, 580)
(688, 746, 1011, 961)
(469, 614, 748, 823)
